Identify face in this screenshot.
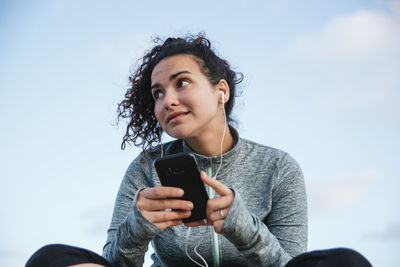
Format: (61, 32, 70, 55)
(151, 54, 222, 140)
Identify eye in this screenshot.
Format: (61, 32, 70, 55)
(152, 89, 164, 100)
(177, 78, 190, 88)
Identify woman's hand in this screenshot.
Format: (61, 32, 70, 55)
(136, 187, 194, 230)
(185, 171, 234, 234)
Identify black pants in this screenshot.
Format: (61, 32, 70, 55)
(26, 244, 372, 267)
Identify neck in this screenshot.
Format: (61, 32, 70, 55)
(185, 125, 234, 157)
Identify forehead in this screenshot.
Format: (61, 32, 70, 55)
(151, 54, 202, 81)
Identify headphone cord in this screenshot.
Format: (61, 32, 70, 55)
(184, 96, 227, 267)
(213, 99, 227, 179)
(185, 227, 209, 267)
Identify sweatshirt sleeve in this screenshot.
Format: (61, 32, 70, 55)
(102, 160, 162, 266)
(221, 153, 308, 267)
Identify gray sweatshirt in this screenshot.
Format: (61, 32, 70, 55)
(103, 130, 307, 266)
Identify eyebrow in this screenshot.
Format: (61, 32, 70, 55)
(150, 70, 192, 90)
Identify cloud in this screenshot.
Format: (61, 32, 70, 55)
(288, 0, 400, 63)
(290, 10, 399, 63)
(287, 1, 400, 118)
(364, 221, 400, 241)
(307, 168, 384, 215)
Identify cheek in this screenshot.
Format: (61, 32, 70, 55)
(192, 95, 218, 114)
(154, 103, 164, 124)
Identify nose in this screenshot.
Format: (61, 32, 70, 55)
(163, 89, 179, 110)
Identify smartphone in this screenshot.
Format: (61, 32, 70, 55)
(154, 152, 209, 223)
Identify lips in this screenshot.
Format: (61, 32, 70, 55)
(167, 111, 189, 123)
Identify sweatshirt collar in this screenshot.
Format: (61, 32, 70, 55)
(181, 126, 242, 178)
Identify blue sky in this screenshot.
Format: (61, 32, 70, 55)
(1, 0, 399, 266)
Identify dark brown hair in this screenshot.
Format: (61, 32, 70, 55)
(117, 33, 243, 151)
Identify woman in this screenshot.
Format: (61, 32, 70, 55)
(26, 34, 372, 267)
(102, 34, 307, 267)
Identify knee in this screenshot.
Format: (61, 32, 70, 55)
(25, 244, 111, 267)
(285, 247, 372, 267)
(26, 244, 78, 267)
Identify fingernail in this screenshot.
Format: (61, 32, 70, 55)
(185, 211, 191, 216)
(187, 203, 193, 209)
(177, 189, 184, 196)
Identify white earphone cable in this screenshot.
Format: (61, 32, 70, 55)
(185, 91, 227, 267)
(185, 227, 209, 267)
(213, 93, 227, 179)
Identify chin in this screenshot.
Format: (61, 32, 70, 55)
(165, 127, 192, 140)
(166, 132, 188, 140)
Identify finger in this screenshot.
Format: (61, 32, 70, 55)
(138, 198, 193, 211)
(206, 200, 232, 222)
(213, 220, 224, 234)
(142, 210, 191, 223)
(207, 196, 233, 212)
(200, 171, 232, 196)
(140, 186, 184, 200)
(209, 208, 228, 222)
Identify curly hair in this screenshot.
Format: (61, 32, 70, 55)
(117, 33, 243, 151)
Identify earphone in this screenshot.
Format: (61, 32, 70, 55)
(220, 91, 224, 101)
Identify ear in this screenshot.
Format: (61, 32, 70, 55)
(216, 79, 230, 104)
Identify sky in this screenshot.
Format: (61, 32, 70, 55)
(0, 0, 399, 266)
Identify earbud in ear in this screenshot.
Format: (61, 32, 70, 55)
(220, 91, 225, 101)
